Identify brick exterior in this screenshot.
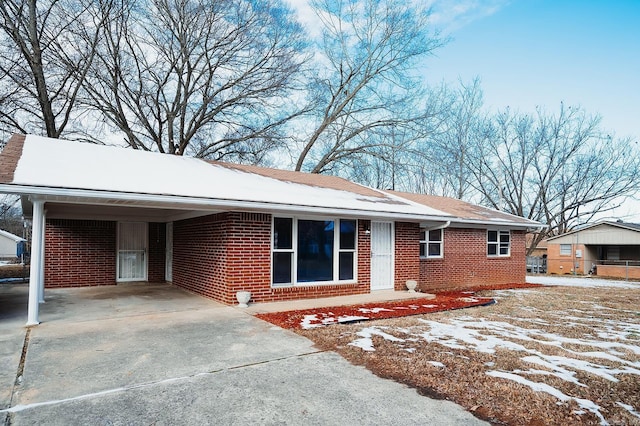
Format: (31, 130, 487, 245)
(44, 219, 165, 288)
(148, 223, 166, 282)
(44, 219, 116, 287)
(394, 222, 420, 290)
(172, 213, 371, 304)
(419, 228, 526, 291)
(43, 213, 526, 302)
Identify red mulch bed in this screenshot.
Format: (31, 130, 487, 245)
(256, 283, 544, 330)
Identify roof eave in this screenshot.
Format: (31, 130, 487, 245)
(2, 184, 454, 223)
(448, 218, 545, 230)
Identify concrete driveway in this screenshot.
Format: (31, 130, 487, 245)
(0, 283, 486, 425)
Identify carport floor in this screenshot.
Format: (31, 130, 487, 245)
(0, 283, 485, 425)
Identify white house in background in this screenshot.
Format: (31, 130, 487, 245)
(0, 229, 25, 258)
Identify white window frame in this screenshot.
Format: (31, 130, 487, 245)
(420, 228, 443, 259)
(271, 216, 358, 287)
(487, 229, 510, 257)
(559, 244, 572, 256)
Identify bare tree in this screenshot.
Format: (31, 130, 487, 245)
(467, 104, 640, 254)
(0, 0, 109, 137)
(294, 0, 445, 173)
(421, 78, 484, 199)
(82, 0, 306, 161)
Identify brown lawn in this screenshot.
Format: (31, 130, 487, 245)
(296, 285, 640, 425)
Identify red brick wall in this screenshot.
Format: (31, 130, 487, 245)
(44, 220, 166, 288)
(394, 222, 420, 290)
(419, 228, 526, 291)
(173, 213, 230, 302)
(172, 213, 371, 304)
(44, 219, 116, 287)
(147, 223, 166, 282)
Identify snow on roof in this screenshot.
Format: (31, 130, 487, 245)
(0, 229, 25, 242)
(4, 135, 452, 219)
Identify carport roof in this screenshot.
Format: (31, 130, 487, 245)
(0, 134, 454, 222)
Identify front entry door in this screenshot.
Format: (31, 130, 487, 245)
(117, 222, 147, 282)
(370, 221, 394, 291)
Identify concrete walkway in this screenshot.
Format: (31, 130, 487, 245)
(0, 283, 486, 425)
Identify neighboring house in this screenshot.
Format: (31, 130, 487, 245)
(0, 229, 25, 259)
(526, 234, 548, 258)
(547, 221, 640, 279)
(0, 134, 542, 324)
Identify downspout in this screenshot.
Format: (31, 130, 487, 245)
(427, 221, 451, 231)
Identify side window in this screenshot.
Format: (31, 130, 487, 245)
(488, 230, 510, 257)
(420, 228, 443, 258)
(559, 244, 572, 256)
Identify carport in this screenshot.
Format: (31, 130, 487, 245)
(0, 134, 460, 325)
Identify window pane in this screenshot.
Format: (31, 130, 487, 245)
(340, 220, 356, 250)
(560, 244, 571, 255)
(339, 252, 354, 280)
(273, 252, 292, 284)
(428, 243, 441, 257)
(499, 232, 510, 243)
(488, 244, 497, 255)
(488, 230, 498, 242)
(499, 246, 509, 255)
(297, 220, 334, 282)
(419, 230, 426, 241)
(428, 229, 442, 242)
(274, 218, 292, 249)
(419, 243, 426, 257)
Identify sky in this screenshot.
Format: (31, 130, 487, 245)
(287, 0, 640, 222)
(421, 0, 640, 221)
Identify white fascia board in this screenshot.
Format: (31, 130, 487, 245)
(448, 218, 545, 231)
(2, 184, 454, 223)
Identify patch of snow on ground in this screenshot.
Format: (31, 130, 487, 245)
(486, 371, 608, 425)
(527, 275, 639, 289)
(301, 314, 321, 329)
(358, 307, 394, 314)
(428, 361, 445, 367)
(616, 402, 640, 419)
(348, 327, 405, 352)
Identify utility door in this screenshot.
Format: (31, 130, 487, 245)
(117, 222, 147, 282)
(370, 221, 394, 291)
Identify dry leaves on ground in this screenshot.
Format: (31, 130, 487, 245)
(297, 285, 640, 426)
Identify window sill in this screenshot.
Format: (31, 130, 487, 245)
(272, 280, 358, 289)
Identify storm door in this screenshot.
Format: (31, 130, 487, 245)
(370, 221, 394, 291)
(117, 222, 148, 282)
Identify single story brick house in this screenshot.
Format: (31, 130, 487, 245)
(546, 221, 640, 279)
(0, 134, 542, 325)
